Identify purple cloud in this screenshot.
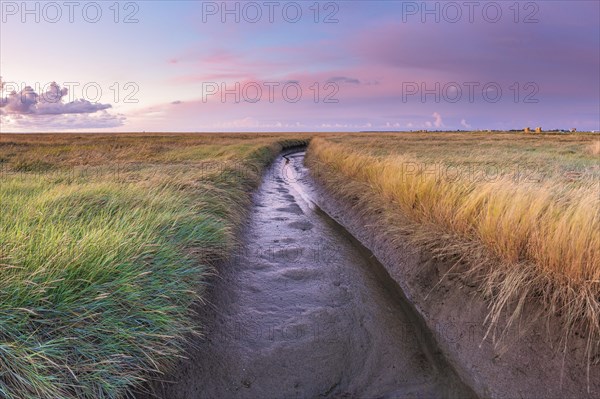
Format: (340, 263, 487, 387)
(0, 81, 112, 116)
(0, 79, 124, 131)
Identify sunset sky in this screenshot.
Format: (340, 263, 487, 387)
(1, 1, 599, 132)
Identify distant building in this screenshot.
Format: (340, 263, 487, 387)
(524, 127, 531, 133)
(570, 128, 577, 133)
(535, 127, 542, 133)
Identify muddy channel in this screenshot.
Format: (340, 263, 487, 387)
(145, 151, 476, 399)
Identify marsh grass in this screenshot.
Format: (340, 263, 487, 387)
(308, 133, 599, 365)
(588, 140, 600, 156)
(0, 133, 308, 399)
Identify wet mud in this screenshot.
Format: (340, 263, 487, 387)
(145, 151, 476, 399)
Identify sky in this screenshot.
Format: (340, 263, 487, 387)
(1, 0, 599, 132)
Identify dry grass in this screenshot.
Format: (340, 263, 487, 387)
(307, 133, 599, 359)
(588, 140, 600, 156)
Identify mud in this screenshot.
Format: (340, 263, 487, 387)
(143, 151, 475, 399)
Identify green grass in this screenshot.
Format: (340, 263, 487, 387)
(0, 133, 308, 399)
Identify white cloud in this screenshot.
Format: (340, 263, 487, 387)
(432, 112, 444, 128)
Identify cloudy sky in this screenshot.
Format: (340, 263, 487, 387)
(1, 1, 599, 132)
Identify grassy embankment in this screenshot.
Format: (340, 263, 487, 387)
(0, 133, 307, 399)
(308, 133, 599, 354)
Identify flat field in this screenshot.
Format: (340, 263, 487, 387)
(2, 132, 598, 398)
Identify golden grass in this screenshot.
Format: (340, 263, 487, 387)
(588, 140, 600, 156)
(307, 133, 599, 353)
